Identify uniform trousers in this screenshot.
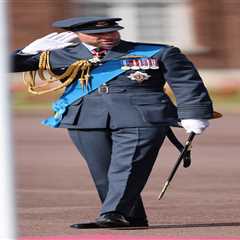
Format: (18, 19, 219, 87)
(68, 126, 167, 220)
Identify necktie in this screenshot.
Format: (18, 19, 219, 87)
(91, 48, 107, 59)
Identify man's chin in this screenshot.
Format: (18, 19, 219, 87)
(101, 41, 120, 49)
(101, 44, 114, 50)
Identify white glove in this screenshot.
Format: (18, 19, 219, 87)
(21, 32, 78, 54)
(181, 119, 209, 134)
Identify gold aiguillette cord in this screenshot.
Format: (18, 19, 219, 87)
(23, 51, 92, 95)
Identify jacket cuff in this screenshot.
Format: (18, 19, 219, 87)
(178, 104, 214, 119)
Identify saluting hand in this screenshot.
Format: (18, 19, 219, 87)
(181, 119, 209, 134)
(21, 32, 78, 54)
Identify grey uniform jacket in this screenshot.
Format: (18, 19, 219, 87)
(11, 40, 214, 129)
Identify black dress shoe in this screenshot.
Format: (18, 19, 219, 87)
(96, 212, 130, 227)
(70, 222, 100, 229)
(70, 215, 148, 229)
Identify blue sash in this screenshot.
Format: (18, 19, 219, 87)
(42, 44, 164, 127)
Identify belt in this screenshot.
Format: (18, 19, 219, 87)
(90, 84, 164, 95)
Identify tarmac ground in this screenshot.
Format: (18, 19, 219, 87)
(13, 112, 240, 238)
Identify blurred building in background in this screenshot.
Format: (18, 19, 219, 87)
(9, 0, 240, 90)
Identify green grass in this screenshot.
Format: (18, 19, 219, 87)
(209, 90, 240, 113)
(11, 91, 59, 111)
(11, 89, 240, 113)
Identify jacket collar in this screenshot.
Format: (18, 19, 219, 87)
(102, 40, 135, 61)
(70, 40, 135, 61)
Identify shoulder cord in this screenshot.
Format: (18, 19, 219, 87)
(22, 51, 92, 95)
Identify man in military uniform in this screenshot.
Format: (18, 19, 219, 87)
(11, 17, 213, 228)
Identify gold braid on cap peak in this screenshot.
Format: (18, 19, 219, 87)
(23, 51, 92, 95)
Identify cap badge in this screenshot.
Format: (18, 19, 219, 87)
(95, 21, 109, 27)
(128, 71, 151, 83)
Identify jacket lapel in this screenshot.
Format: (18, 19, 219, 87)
(69, 43, 93, 60)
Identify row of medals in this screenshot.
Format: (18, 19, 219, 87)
(121, 58, 159, 70)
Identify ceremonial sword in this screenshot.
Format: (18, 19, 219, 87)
(158, 132, 196, 200)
